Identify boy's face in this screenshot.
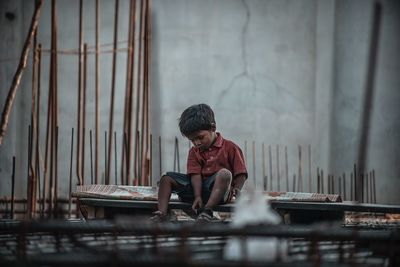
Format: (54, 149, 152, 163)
(186, 130, 216, 151)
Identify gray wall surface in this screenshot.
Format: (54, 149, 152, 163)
(0, 0, 399, 204)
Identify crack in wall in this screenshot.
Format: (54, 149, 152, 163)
(216, 0, 257, 104)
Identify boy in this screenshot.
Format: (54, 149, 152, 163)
(151, 104, 248, 222)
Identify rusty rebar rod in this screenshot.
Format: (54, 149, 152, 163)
(11, 156, 16, 219)
(343, 173, 346, 201)
(297, 145, 303, 192)
(90, 130, 93, 184)
(308, 144, 311, 193)
(54, 126, 59, 216)
(276, 144, 280, 191)
(36, 43, 42, 218)
(149, 133, 153, 185)
(268, 145, 273, 191)
(321, 169, 324, 194)
(82, 43, 88, 185)
(27, 124, 33, 219)
(69, 128, 74, 218)
(159, 136, 162, 177)
(122, 0, 137, 186)
(0, 0, 44, 144)
(106, 0, 120, 185)
(285, 146, 288, 192)
(146, 0, 152, 185)
(76, 0, 84, 186)
(262, 143, 266, 191)
(29, 25, 39, 219)
(140, 0, 148, 185)
(252, 141, 256, 186)
(95, 0, 100, 185)
(134, 0, 146, 185)
(114, 131, 118, 184)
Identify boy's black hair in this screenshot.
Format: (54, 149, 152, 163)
(179, 104, 216, 136)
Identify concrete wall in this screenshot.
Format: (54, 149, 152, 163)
(0, 0, 399, 204)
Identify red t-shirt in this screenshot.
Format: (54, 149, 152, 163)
(187, 133, 248, 178)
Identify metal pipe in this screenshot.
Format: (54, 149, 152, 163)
(0, 0, 44, 144)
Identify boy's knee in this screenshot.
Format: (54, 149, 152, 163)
(216, 168, 232, 183)
(159, 175, 173, 185)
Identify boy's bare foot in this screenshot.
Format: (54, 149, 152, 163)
(196, 207, 214, 222)
(149, 211, 169, 222)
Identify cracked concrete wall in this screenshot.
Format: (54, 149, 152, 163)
(0, 0, 399, 204)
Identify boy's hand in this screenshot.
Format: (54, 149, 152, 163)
(192, 196, 203, 212)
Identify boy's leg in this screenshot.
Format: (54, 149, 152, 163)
(204, 168, 232, 209)
(157, 175, 183, 214)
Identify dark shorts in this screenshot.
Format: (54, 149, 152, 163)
(162, 172, 230, 204)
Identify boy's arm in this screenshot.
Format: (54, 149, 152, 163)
(231, 173, 247, 198)
(191, 174, 203, 210)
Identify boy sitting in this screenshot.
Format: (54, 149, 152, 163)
(151, 104, 247, 222)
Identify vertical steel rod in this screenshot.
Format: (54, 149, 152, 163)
(276, 144, 280, 192)
(262, 143, 266, 191)
(76, 0, 83, 186)
(159, 136, 162, 178)
(114, 131, 118, 184)
(308, 144, 311, 193)
(81, 43, 88, 185)
(95, 0, 100, 185)
(268, 145, 273, 191)
(90, 130, 94, 184)
(297, 145, 302, 192)
(69, 128, 74, 218)
(106, 0, 119, 184)
(252, 141, 256, 186)
(11, 156, 16, 219)
(285, 146, 288, 192)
